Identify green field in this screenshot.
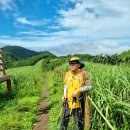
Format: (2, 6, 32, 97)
(0, 60, 43, 130)
(47, 62, 130, 130)
(0, 60, 130, 130)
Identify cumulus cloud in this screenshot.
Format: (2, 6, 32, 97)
(39, 0, 130, 55)
(0, 33, 130, 56)
(1, 0, 130, 56)
(58, 0, 130, 38)
(49, 41, 130, 56)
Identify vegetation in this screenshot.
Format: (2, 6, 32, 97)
(0, 60, 44, 130)
(42, 58, 66, 72)
(2, 45, 56, 69)
(74, 53, 130, 65)
(2, 45, 130, 69)
(2, 46, 39, 59)
(46, 61, 130, 130)
(3, 51, 19, 68)
(119, 50, 130, 58)
(0, 46, 130, 129)
(12, 51, 56, 68)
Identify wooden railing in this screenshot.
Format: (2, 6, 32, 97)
(0, 49, 12, 95)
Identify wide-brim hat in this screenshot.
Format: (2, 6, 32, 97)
(69, 57, 85, 69)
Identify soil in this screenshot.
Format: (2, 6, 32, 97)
(32, 88, 49, 130)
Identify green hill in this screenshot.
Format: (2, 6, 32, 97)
(1, 46, 56, 69)
(2, 51, 20, 68)
(118, 50, 130, 58)
(12, 51, 56, 68)
(2, 46, 39, 59)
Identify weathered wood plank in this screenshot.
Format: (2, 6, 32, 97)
(84, 93, 90, 130)
(0, 75, 11, 82)
(0, 48, 12, 95)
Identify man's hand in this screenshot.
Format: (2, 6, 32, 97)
(72, 90, 78, 97)
(62, 95, 67, 101)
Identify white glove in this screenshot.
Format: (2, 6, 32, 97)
(81, 85, 92, 92)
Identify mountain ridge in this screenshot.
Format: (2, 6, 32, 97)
(1, 45, 56, 69)
(2, 45, 40, 59)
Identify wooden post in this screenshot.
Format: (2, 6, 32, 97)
(6, 79, 12, 95)
(0, 48, 12, 95)
(84, 92, 90, 130)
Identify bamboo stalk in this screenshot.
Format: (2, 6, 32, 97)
(88, 96, 115, 130)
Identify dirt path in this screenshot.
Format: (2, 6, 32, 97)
(33, 88, 49, 130)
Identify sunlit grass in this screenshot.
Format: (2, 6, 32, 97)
(48, 62, 130, 130)
(0, 60, 43, 130)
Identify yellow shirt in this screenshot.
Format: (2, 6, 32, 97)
(64, 70, 85, 109)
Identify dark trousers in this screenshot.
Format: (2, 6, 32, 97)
(60, 103, 83, 130)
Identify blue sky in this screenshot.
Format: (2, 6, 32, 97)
(0, 0, 130, 56)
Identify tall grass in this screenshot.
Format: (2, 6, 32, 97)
(47, 62, 130, 130)
(1, 59, 129, 129)
(0, 60, 43, 130)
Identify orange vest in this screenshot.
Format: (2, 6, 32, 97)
(64, 70, 85, 109)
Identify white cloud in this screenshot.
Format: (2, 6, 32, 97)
(58, 0, 130, 38)
(48, 25, 61, 30)
(0, 0, 12, 10)
(0, 34, 130, 56)
(48, 40, 130, 56)
(18, 30, 50, 36)
(0, 0, 19, 18)
(16, 17, 50, 26)
(1, 0, 130, 56)
(16, 17, 32, 25)
(98, 40, 119, 49)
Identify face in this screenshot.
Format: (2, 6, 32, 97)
(70, 63, 80, 72)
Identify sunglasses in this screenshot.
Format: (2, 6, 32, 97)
(69, 62, 79, 65)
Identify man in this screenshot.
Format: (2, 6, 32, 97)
(60, 57, 92, 130)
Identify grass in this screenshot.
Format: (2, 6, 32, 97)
(0, 59, 129, 130)
(0, 60, 43, 130)
(47, 62, 130, 130)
